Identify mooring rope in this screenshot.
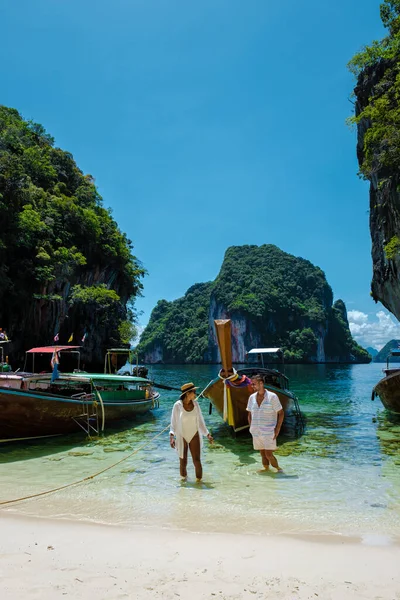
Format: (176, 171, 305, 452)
(0, 424, 170, 507)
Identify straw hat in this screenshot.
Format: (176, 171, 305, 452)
(180, 382, 198, 399)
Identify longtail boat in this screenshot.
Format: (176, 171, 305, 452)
(372, 349, 400, 414)
(202, 319, 304, 435)
(0, 346, 160, 442)
(105, 347, 149, 378)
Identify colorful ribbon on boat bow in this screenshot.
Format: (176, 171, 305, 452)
(218, 368, 239, 427)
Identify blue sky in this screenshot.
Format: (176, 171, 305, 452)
(1, 0, 398, 349)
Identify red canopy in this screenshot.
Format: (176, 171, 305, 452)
(26, 345, 81, 353)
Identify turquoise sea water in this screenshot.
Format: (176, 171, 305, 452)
(1, 363, 400, 539)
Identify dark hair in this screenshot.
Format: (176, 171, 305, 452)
(251, 374, 264, 383)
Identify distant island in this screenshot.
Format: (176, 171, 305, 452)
(373, 340, 400, 363)
(138, 245, 370, 364)
(366, 347, 378, 358)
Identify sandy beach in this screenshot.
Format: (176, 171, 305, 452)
(1, 513, 399, 600)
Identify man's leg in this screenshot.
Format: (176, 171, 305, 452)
(189, 433, 202, 480)
(265, 450, 282, 472)
(180, 440, 188, 478)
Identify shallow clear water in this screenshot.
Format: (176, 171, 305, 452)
(1, 363, 400, 538)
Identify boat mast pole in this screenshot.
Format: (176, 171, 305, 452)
(214, 319, 234, 377)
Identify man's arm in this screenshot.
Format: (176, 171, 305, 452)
(273, 409, 284, 439)
(246, 396, 253, 427)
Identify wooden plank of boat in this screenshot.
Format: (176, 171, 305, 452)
(373, 369, 400, 414)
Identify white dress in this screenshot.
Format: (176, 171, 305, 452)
(170, 400, 209, 459)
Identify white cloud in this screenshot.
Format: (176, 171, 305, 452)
(347, 310, 368, 325)
(348, 309, 400, 350)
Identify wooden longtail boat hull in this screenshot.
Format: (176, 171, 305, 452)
(373, 370, 400, 414)
(204, 319, 303, 435)
(203, 376, 297, 434)
(0, 387, 156, 441)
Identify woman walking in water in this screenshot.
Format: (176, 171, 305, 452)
(170, 382, 213, 481)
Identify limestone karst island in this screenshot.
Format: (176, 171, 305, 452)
(138, 244, 370, 364)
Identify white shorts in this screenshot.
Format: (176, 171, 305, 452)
(252, 434, 277, 451)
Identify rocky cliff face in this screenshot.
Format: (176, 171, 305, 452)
(0, 106, 144, 371)
(25, 267, 129, 368)
(354, 61, 400, 320)
(6, 261, 132, 372)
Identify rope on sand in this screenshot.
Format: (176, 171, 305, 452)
(0, 424, 170, 507)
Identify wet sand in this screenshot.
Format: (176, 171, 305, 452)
(1, 513, 399, 599)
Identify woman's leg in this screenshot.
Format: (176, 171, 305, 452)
(188, 433, 202, 480)
(180, 439, 189, 477)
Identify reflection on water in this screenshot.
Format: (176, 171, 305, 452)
(0, 363, 399, 537)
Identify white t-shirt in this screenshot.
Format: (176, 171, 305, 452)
(246, 390, 282, 436)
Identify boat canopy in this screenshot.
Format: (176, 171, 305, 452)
(106, 348, 134, 353)
(26, 346, 81, 353)
(25, 373, 151, 384)
(390, 350, 400, 356)
(68, 373, 150, 384)
(247, 348, 282, 354)
(104, 347, 139, 374)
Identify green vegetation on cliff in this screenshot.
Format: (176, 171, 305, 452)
(138, 245, 369, 364)
(324, 299, 367, 361)
(138, 283, 212, 363)
(0, 106, 145, 356)
(348, 1, 400, 180)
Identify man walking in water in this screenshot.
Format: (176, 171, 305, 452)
(247, 375, 284, 472)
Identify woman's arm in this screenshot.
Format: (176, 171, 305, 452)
(170, 402, 178, 434)
(170, 402, 179, 448)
